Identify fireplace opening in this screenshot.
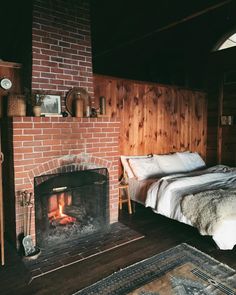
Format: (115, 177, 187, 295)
(34, 168, 109, 248)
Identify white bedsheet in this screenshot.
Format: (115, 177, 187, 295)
(145, 165, 236, 250)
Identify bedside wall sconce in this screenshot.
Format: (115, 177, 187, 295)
(221, 115, 234, 125)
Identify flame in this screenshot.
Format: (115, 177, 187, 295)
(58, 203, 66, 217)
(58, 203, 76, 224)
(48, 194, 76, 224)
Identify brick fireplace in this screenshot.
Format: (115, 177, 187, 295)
(3, 116, 120, 248)
(0, 0, 121, 249)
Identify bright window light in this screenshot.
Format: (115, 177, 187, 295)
(218, 33, 236, 50)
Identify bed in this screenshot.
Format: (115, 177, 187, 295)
(121, 152, 236, 250)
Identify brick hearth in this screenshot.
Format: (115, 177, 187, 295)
(4, 116, 120, 248)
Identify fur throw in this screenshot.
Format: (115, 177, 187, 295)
(181, 188, 236, 235)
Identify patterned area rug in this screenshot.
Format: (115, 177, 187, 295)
(74, 243, 236, 295)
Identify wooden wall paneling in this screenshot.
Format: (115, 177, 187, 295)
(93, 74, 207, 160)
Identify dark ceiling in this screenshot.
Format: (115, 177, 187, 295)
(91, 0, 236, 88)
(0, 1, 32, 65)
(0, 1, 235, 90)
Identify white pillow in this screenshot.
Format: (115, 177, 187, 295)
(120, 155, 151, 178)
(128, 157, 163, 180)
(154, 153, 187, 174)
(176, 152, 206, 172)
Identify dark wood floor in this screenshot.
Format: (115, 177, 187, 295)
(1, 205, 236, 295)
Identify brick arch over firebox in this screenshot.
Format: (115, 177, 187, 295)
(28, 154, 113, 187)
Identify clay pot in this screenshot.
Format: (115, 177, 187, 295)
(33, 105, 41, 117)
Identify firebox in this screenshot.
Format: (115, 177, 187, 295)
(34, 168, 109, 248)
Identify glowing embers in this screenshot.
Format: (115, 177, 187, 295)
(48, 192, 76, 226)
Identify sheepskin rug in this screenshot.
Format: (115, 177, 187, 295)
(181, 188, 236, 235)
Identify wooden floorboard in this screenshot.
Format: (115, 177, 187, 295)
(1, 205, 236, 295)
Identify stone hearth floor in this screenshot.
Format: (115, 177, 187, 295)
(23, 222, 144, 282)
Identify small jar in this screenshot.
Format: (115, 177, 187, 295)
(33, 105, 41, 117)
(99, 96, 106, 115)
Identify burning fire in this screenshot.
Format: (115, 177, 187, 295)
(48, 193, 76, 225)
(57, 203, 76, 225)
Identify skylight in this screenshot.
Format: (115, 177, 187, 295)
(218, 33, 236, 50)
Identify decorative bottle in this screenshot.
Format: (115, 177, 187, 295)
(75, 92, 83, 117)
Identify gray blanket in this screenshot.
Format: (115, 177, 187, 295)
(181, 188, 236, 235)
